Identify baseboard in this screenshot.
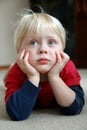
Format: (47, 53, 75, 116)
(0, 65, 10, 70)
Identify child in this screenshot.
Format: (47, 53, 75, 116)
(4, 9, 85, 121)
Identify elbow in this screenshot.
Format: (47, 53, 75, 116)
(9, 114, 30, 121)
(6, 107, 31, 121)
(11, 114, 30, 121)
(60, 97, 85, 116)
(6, 103, 31, 121)
(60, 106, 83, 116)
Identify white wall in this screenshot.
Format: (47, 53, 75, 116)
(0, 0, 30, 65)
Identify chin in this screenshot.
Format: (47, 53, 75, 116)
(34, 65, 52, 74)
(37, 68, 50, 74)
(39, 70, 49, 74)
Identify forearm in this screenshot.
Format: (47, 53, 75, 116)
(48, 76, 76, 107)
(6, 80, 40, 121)
(59, 86, 85, 115)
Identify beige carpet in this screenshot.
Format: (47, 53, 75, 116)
(0, 69, 87, 130)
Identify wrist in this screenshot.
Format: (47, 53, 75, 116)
(48, 74, 59, 82)
(27, 76, 40, 87)
(48, 73, 59, 79)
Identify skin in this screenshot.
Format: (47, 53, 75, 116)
(16, 27, 75, 107)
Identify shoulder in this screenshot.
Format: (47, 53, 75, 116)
(5, 63, 22, 76)
(62, 59, 78, 73)
(60, 60, 81, 86)
(4, 63, 26, 83)
(64, 59, 76, 69)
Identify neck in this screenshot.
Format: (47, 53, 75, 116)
(40, 74, 48, 82)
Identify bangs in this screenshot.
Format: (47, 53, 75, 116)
(25, 13, 60, 37)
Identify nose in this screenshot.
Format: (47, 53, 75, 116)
(39, 44, 47, 54)
(40, 50, 47, 54)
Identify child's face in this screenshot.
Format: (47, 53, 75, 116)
(20, 28, 63, 73)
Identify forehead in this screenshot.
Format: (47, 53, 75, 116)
(26, 26, 59, 40)
(26, 21, 59, 38)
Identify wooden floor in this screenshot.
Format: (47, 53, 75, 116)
(0, 65, 10, 70)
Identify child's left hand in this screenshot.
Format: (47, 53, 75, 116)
(48, 52, 69, 78)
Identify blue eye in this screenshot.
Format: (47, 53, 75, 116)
(31, 40, 38, 46)
(48, 40, 55, 46)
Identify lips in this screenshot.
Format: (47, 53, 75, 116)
(37, 59, 49, 64)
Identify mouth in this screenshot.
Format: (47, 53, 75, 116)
(37, 59, 49, 64)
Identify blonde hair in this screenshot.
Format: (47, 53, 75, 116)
(14, 9, 66, 51)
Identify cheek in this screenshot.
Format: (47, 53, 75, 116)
(51, 52, 56, 62)
(28, 52, 36, 65)
(56, 46, 62, 52)
(28, 52, 33, 61)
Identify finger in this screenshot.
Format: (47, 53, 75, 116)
(20, 49, 26, 60)
(60, 52, 70, 63)
(23, 51, 29, 63)
(16, 49, 25, 65)
(17, 49, 25, 60)
(55, 51, 62, 62)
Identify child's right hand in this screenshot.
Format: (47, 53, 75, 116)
(16, 49, 40, 86)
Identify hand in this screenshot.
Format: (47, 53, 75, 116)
(48, 52, 69, 78)
(16, 49, 40, 86)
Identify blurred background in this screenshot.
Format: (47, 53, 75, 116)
(0, 0, 87, 69)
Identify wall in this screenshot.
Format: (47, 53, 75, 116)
(0, 0, 30, 66)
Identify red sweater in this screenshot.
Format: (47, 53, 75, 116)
(5, 60, 80, 103)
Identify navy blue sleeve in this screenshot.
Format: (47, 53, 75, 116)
(59, 85, 85, 115)
(6, 79, 41, 121)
